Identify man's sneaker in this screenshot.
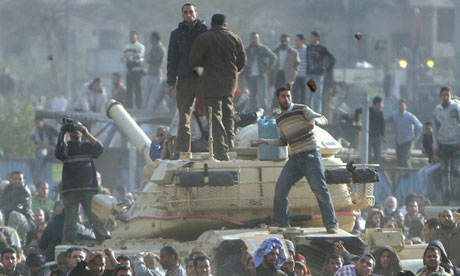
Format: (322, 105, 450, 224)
(327, 227, 339, 234)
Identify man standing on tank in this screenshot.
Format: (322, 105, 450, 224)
(189, 14, 247, 160)
(253, 87, 339, 234)
(167, 3, 208, 160)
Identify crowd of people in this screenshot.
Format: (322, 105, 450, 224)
(1, 1, 460, 276)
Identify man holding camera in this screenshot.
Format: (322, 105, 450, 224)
(55, 119, 110, 243)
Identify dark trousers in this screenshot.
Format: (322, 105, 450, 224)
(368, 136, 382, 164)
(292, 76, 306, 104)
(438, 144, 460, 203)
(62, 191, 108, 243)
(205, 95, 234, 156)
(126, 70, 144, 109)
(396, 141, 412, 168)
(175, 81, 204, 153)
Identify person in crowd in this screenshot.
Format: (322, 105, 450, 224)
(429, 209, 460, 266)
(424, 218, 439, 242)
(253, 86, 338, 232)
(243, 237, 287, 276)
(244, 32, 277, 113)
(372, 246, 402, 276)
(0, 247, 20, 276)
(416, 246, 452, 276)
(415, 194, 432, 216)
(292, 34, 307, 105)
(95, 171, 110, 196)
(150, 126, 169, 160)
(111, 73, 127, 106)
(32, 208, 45, 226)
(32, 181, 54, 219)
(365, 210, 384, 229)
(69, 251, 113, 276)
(433, 87, 460, 204)
(306, 31, 335, 113)
(55, 121, 110, 243)
(54, 252, 68, 273)
(50, 270, 66, 276)
(0, 171, 35, 244)
(369, 96, 385, 164)
(110, 185, 129, 203)
(0, 67, 15, 101)
(121, 30, 145, 109)
(167, 3, 208, 160)
(334, 254, 375, 276)
(427, 240, 460, 276)
(269, 34, 300, 110)
(39, 205, 65, 262)
(51, 92, 68, 112)
(322, 253, 343, 276)
(189, 13, 246, 160)
(116, 255, 132, 270)
(384, 196, 398, 216)
(25, 221, 46, 252)
(281, 256, 295, 276)
(423, 122, 434, 163)
(404, 197, 424, 242)
(385, 99, 423, 168)
(31, 118, 59, 182)
(159, 245, 185, 275)
(132, 251, 161, 276)
(114, 264, 132, 276)
(65, 247, 87, 272)
(185, 258, 194, 276)
(26, 253, 50, 276)
(293, 254, 311, 276)
(384, 216, 397, 228)
(75, 78, 108, 112)
(193, 255, 211, 276)
(143, 31, 165, 112)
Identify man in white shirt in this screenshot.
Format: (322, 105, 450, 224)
(122, 30, 145, 109)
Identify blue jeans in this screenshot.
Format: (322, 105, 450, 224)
(306, 74, 324, 113)
(247, 75, 267, 112)
(274, 149, 338, 228)
(368, 136, 382, 164)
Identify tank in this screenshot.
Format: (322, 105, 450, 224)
(57, 100, 423, 274)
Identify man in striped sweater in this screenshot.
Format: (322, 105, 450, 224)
(254, 87, 339, 233)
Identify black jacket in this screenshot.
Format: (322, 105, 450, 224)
(167, 19, 208, 86)
(39, 213, 96, 262)
(54, 139, 103, 193)
(0, 184, 34, 227)
(306, 44, 335, 75)
(369, 107, 385, 137)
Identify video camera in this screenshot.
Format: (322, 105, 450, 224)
(61, 117, 82, 133)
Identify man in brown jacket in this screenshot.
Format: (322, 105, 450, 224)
(269, 34, 300, 109)
(189, 13, 247, 160)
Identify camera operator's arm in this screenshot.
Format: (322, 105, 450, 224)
(54, 131, 69, 161)
(81, 125, 104, 158)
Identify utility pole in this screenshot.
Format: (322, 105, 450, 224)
(64, 0, 72, 99)
(360, 95, 369, 164)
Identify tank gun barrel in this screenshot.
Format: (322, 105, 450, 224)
(106, 99, 152, 163)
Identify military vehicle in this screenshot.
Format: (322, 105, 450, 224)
(56, 100, 424, 274)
